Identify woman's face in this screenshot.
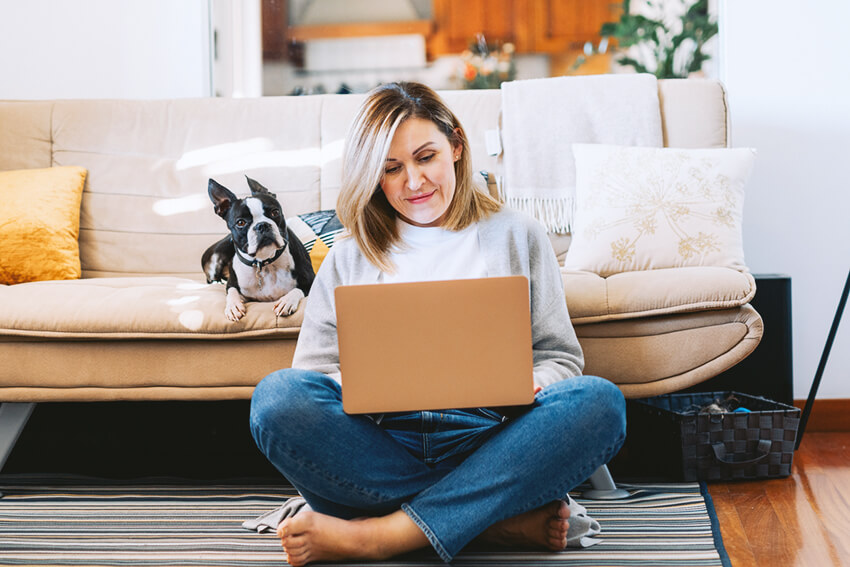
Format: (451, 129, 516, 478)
(380, 117, 461, 227)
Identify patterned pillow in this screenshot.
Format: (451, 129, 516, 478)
(286, 209, 345, 273)
(564, 144, 756, 277)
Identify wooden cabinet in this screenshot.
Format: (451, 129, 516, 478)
(262, 0, 620, 62)
(429, 0, 531, 55)
(530, 0, 615, 53)
(428, 0, 617, 57)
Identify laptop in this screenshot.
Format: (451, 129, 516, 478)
(335, 275, 535, 414)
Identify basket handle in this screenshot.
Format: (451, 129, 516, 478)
(711, 439, 772, 466)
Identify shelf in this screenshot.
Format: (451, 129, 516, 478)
(288, 20, 432, 41)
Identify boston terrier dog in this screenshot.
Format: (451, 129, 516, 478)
(203, 177, 314, 322)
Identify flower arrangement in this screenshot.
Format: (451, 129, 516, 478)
(459, 34, 516, 89)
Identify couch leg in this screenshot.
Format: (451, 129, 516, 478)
(0, 402, 35, 476)
(581, 464, 631, 500)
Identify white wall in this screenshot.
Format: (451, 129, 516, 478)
(0, 0, 211, 99)
(721, 0, 850, 399)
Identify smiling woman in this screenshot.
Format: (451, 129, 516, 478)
(248, 81, 627, 566)
(380, 118, 459, 227)
(337, 82, 499, 272)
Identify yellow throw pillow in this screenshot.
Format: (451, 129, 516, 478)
(0, 166, 88, 284)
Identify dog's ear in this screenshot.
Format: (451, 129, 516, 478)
(208, 179, 238, 218)
(246, 176, 278, 199)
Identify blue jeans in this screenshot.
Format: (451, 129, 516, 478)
(250, 369, 626, 562)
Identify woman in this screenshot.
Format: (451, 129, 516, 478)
(250, 82, 626, 566)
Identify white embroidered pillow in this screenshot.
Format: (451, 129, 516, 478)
(564, 144, 756, 277)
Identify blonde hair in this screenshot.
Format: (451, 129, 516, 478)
(337, 82, 501, 272)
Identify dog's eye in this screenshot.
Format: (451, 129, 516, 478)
(269, 209, 280, 218)
(236, 219, 247, 228)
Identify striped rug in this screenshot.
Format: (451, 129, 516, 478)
(0, 477, 729, 566)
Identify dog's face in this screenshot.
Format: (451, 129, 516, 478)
(208, 178, 286, 260)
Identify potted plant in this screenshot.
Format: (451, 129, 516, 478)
(598, 0, 718, 78)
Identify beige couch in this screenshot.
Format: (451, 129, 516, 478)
(0, 79, 762, 468)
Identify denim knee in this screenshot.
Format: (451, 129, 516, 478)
(249, 368, 335, 446)
(541, 375, 626, 451)
(587, 376, 627, 448)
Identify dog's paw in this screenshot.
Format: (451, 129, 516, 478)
(274, 289, 305, 317)
(225, 304, 245, 322)
(225, 289, 246, 322)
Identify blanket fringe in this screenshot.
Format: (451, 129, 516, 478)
(505, 196, 574, 235)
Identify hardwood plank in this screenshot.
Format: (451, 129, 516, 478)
(799, 472, 850, 566)
(709, 483, 758, 566)
(709, 432, 850, 566)
(730, 485, 794, 565)
(795, 435, 850, 566)
(764, 475, 841, 567)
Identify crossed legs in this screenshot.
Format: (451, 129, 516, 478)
(250, 370, 625, 563)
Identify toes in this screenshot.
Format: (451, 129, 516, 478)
(548, 519, 569, 537)
(279, 518, 296, 536)
(548, 517, 569, 532)
(284, 547, 308, 567)
(281, 532, 312, 566)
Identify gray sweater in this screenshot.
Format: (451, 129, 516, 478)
(292, 208, 584, 389)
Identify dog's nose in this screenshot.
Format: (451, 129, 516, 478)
(254, 222, 271, 233)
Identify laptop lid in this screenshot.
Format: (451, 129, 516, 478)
(335, 275, 535, 414)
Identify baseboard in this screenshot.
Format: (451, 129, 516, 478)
(794, 398, 850, 432)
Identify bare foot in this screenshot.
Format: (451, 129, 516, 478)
(276, 509, 428, 566)
(479, 500, 570, 551)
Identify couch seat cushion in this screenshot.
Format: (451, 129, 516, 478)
(0, 277, 302, 339)
(563, 266, 756, 325)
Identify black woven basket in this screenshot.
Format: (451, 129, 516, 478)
(627, 391, 800, 481)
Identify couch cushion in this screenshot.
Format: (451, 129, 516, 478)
(577, 303, 763, 397)
(49, 98, 325, 279)
(563, 266, 756, 325)
(657, 79, 728, 148)
(0, 102, 54, 171)
(0, 277, 302, 339)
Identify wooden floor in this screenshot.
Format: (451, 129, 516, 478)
(708, 432, 850, 567)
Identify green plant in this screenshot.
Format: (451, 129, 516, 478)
(600, 0, 718, 78)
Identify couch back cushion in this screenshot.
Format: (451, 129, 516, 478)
(51, 97, 328, 278)
(0, 80, 726, 278)
(0, 102, 54, 171)
(42, 93, 503, 279)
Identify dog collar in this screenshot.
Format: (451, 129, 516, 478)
(234, 234, 289, 269)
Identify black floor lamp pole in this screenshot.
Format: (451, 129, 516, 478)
(795, 268, 850, 450)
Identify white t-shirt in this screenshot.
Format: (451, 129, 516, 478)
(379, 219, 487, 284)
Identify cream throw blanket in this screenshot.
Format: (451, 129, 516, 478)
(500, 74, 664, 234)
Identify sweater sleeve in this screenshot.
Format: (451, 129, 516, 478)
(525, 218, 585, 388)
(290, 243, 346, 383)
